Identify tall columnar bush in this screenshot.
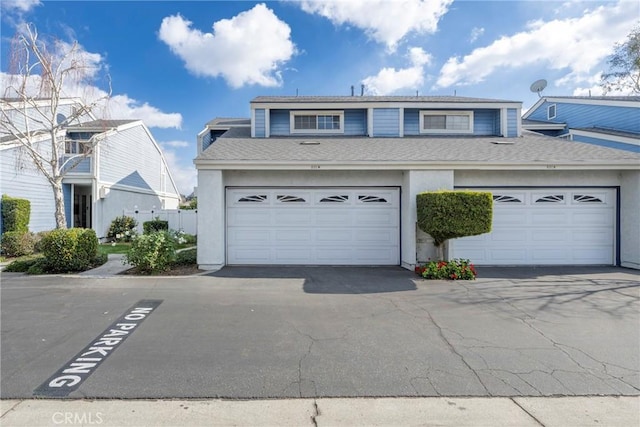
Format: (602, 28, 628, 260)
(417, 190, 493, 259)
(1, 194, 31, 233)
(107, 216, 138, 242)
(40, 228, 98, 272)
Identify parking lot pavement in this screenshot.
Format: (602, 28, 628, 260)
(1, 266, 639, 399)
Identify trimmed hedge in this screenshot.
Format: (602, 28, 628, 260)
(1, 231, 36, 257)
(143, 218, 169, 234)
(1, 194, 31, 233)
(4, 254, 45, 273)
(40, 228, 99, 273)
(417, 190, 493, 246)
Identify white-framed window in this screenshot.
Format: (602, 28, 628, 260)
(419, 111, 474, 134)
(64, 139, 90, 154)
(290, 111, 344, 134)
(547, 104, 556, 120)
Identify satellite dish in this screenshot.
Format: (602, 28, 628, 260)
(56, 113, 67, 125)
(529, 79, 547, 97)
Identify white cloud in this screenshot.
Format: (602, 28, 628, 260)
(158, 4, 296, 88)
(469, 27, 484, 43)
(362, 47, 432, 95)
(0, 37, 182, 129)
(299, 0, 453, 51)
(435, 1, 638, 89)
(1, 0, 40, 13)
(161, 140, 190, 149)
(160, 145, 197, 196)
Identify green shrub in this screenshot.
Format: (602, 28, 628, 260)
(107, 216, 137, 242)
(417, 191, 493, 247)
(1, 231, 36, 257)
(143, 217, 169, 234)
(173, 248, 196, 266)
(1, 194, 31, 233)
(26, 258, 47, 275)
(419, 259, 477, 280)
(33, 230, 53, 253)
(92, 252, 108, 268)
(125, 231, 176, 274)
(40, 228, 99, 273)
(4, 254, 45, 272)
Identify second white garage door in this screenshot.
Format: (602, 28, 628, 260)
(227, 188, 400, 265)
(451, 188, 616, 265)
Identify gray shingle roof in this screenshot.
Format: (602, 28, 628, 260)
(195, 130, 640, 166)
(252, 95, 520, 104)
(545, 96, 640, 102)
(205, 117, 251, 127)
(66, 119, 137, 130)
(572, 127, 640, 139)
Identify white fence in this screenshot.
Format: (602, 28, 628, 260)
(123, 209, 197, 235)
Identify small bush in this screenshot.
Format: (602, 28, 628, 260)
(125, 231, 176, 274)
(26, 258, 47, 275)
(1, 194, 31, 233)
(143, 217, 169, 234)
(33, 230, 53, 253)
(173, 248, 196, 266)
(92, 252, 108, 268)
(107, 216, 137, 242)
(1, 231, 36, 257)
(4, 254, 45, 272)
(40, 228, 99, 273)
(418, 259, 477, 280)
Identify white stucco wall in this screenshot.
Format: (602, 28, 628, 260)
(402, 170, 454, 268)
(224, 170, 403, 187)
(197, 170, 225, 270)
(454, 170, 621, 187)
(96, 186, 165, 239)
(620, 170, 640, 269)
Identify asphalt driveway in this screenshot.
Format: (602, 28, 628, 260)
(1, 266, 638, 399)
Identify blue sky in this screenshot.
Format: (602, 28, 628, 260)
(1, 0, 637, 195)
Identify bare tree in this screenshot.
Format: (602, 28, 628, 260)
(601, 25, 640, 95)
(0, 24, 111, 229)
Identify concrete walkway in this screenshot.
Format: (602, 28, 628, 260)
(1, 396, 638, 426)
(78, 253, 132, 277)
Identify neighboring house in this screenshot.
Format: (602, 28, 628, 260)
(195, 95, 640, 271)
(1, 98, 181, 238)
(522, 96, 640, 153)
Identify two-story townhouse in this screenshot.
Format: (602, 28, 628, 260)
(195, 95, 640, 271)
(522, 96, 640, 153)
(1, 98, 182, 238)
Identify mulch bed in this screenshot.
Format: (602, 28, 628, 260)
(120, 264, 205, 276)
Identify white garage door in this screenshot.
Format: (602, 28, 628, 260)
(452, 188, 616, 265)
(226, 188, 400, 265)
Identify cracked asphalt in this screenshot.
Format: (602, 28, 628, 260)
(1, 266, 638, 399)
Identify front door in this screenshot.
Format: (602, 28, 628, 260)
(73, 186, 92, 228)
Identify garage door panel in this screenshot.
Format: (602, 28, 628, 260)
(453, 188, 615, 266)
(227, 188, 399, 265)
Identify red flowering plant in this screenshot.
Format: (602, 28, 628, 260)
(416, 259, 477, 280)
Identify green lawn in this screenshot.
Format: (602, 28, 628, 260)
(98, 243, 131, 255)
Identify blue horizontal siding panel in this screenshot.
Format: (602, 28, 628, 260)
(270, 110, 290, 135)
(344, 109, 367, 135)
(373, 108, 400, 137)
(254, 109, 265, 137)
(62, 156, 91, 174)
(404, 109, 420, 135)
(529, 101, 640, 133)
(573, 135, 640, 153)
(202, 131, 212, 151)
(507, 108, 518, 137)
(474, 110, 498, 135)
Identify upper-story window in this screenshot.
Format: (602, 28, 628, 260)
(65, 132, 93, 154)
(419, 111, 474, 134)
(290, 111, 344, 134)
(547, 104, 556, 120)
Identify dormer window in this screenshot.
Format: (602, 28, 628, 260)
(290, 111, 344, 134)
(419, 111, 473, 134)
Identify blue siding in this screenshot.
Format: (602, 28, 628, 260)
(344, 109, 367, 135)
(201, 131, 212, 151)
(572, 135, 640, 153)
(62, 156, 91, 174)
(474, 110, 498, 135)
(507, 108, 518, 137)
(404, 109, 420, 135)
(270, 110, 290, 135)
(372, 108, 400, 137)
(254, 109, 265, 137)
(63, 183, 72, 228)
(528, 101, 640, 133)
(404, 108, 499, 136)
